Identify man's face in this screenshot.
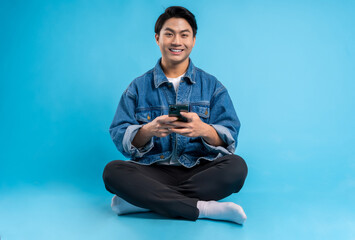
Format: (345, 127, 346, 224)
(155, 17, 196, 66)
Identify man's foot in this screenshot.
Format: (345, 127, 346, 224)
(197, 200, 247, 224)
(111, 195, 150, 215)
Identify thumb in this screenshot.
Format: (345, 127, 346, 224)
(180, 111, 189, 118)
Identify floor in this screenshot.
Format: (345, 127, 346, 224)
(0, 180, 353, 240)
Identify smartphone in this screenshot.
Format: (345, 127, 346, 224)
(168, 104, 189, 122)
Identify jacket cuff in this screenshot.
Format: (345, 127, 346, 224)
(201, 124, 236, 154)
(123, 125, 154, 158)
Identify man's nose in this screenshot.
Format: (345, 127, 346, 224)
(172, 36, 181, 45)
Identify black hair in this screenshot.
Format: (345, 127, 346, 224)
(155, 6, 197, 37)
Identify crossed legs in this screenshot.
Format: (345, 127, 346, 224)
(102, 154, 248, 224)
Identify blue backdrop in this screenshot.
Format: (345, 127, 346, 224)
(0, 0, 354, 238)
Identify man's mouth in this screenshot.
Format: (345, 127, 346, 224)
(169, 48, 184, 53)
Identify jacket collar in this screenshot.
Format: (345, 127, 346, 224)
(153, 58, 196, 88)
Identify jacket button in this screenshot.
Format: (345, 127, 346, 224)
(168, 84, 172, 88)
(160, 155, 164, 159)
(205, 110, 208, 115)
(147, 115, 151, 120)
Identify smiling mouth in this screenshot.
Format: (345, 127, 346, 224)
(169, 48, 184, 53)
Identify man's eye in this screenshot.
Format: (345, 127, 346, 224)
(182, 34, 188, 37)
(165, 33, 173, 36)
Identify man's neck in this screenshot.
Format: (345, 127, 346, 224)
(160, 58, 189, 78)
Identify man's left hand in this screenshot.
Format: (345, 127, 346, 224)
(169, 112, 208, 138)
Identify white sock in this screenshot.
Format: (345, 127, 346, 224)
(197, 200, 247, 225)
(111, 195, 150, 215)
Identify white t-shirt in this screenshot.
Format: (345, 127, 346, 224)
(167, 72, 186, 93)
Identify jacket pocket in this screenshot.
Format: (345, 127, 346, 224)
(135, 108, 163, 124)
(190, 104, 210, 123)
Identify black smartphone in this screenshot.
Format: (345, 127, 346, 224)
(168, 104, 189, 122)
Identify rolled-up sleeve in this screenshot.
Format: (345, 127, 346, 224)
(109, 88, 154, 159)
(122, 125, 154, 158)
(201, 124, 236, 154)
(202, 86, 240, 155)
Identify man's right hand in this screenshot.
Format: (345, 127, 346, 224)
(132, 115, 178, 148)
(145, 115, 178, 138)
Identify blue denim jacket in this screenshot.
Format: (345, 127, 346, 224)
(109, 58, 240, 168)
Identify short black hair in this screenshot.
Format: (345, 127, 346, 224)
(155, 6, 197, 37)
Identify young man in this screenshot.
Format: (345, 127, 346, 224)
(103, 6, 248, 225)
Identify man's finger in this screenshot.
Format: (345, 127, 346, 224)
(170, 121, 188, 127)
(180, 112, 194, 121)
(171, 128, 190, 134)
(179, 112, 189, 117)
(164, 117, 179, 123)
(168, 116, 179, 121)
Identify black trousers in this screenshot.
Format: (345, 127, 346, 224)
(102, 154, 248, 221)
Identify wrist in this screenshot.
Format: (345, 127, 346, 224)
(141, 123, 154, 138)
(200, 122, 212, 139)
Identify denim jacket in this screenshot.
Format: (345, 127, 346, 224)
(109, 58, 241, 168)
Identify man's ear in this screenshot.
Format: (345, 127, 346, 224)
(155, 33, 160, 45)
(192, 36, 196, 48)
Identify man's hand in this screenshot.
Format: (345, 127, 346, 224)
(170, 112, 226, 147)
(132, 115, 177, 148)
(169, 112, 209, 138)
(145, 115, 178, 138)
(133, 112, 225, 148)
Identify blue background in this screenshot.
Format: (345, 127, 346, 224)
(1, 0, 354, 239)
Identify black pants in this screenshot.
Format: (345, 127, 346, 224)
(102, 154, 248, 221)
